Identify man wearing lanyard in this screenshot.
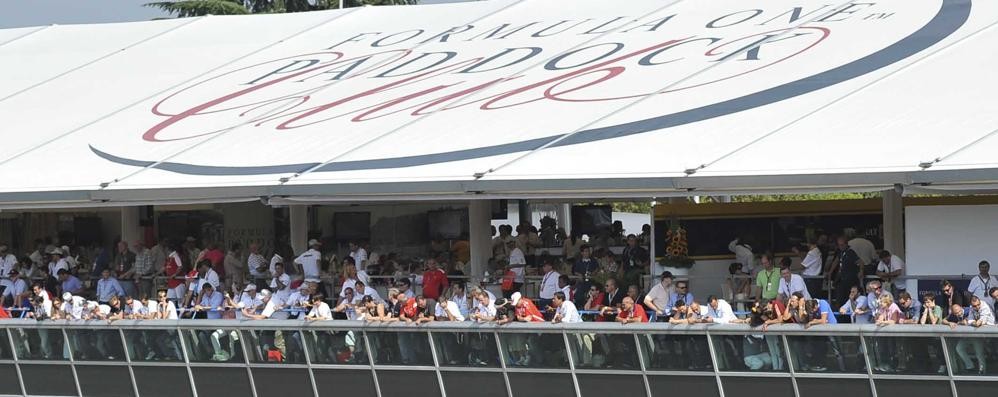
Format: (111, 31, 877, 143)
(968, 261, 998, 306)
(755, 254, 780, 302)
(538, 261, 560, 310)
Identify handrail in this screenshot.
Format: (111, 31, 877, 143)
(1, 319, 996, 336)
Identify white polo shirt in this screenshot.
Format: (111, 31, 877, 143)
(308, 302, 333, 320)
(801, 247, 823, 276)
(539, 270, 561, 299)
(556, 300, 582, 323)
(350, 248, 368, 273)
(778, 274, 811, 300)
(294, 249, 321, 279)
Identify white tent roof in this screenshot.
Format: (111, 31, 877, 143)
(1, 0, 997, 206)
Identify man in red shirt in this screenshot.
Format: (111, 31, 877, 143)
(512, 292, 544, 322)
(421, 259, 449, 302)
(201, 243, 225, 280)
(617, 296, 649, 323)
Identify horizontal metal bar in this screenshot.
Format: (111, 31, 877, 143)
(5, 320, 998, 336)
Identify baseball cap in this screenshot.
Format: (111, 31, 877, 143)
(7, 269, 18, 276)
(308, 239, 321, 246)
(62, 292, 72, 301)
(259, 289, 272, 297)
(50, 248, 63, 256)
(511, 292, 522, 306)
(243, 284, 257, 292)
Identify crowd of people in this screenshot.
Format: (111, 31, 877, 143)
(1, 222, 997, 372)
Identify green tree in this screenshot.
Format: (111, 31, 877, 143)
(146, 0, 418, 17)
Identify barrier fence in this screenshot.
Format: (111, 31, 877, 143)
(0, 320, 994, 397)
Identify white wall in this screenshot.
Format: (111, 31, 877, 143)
(905, 204, 998, 276)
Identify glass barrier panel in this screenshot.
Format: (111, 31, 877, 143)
(569, 333, 640, 370)
(242, 329, 306, 364)
(431, 332, 500, 367)
(9, 328, 67, 361)
(304, 330, 368, 365)
(786, 335, 865, 373)
(0, 329, 13, 360)
(65, 329, 126, 361)
(498, 332, 569, 369)
(711, 334, 788, 372)
(367, 331, 433, 366)
(945, 336, 996, 376)
(864, 336, 947, 375)
(181, 328, 245, 363)
(638, 334, 712, 371)
(124, 330, 184, 362)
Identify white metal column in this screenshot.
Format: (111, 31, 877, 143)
(289, 205, 309, 256)
(469, 200, 493, 282)
(120, 206, 143, 246)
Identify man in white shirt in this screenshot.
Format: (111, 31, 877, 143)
(968, 261, 998, 306)
(306, 294, 333, 321)
(778, 267, 811, 301)
(469, 289, 496, 322)
(1, 270, 28, 306)
(48, 249, 70, 279)
(396, 278, 416, 300)
(876, 251, 905, 292)
(246, 243, 269, 283)
(506, 243, 527, 291)
(435, 299, 465, 321)
(349, 241, 368, 273)
(351, 281, 383, 304)
(706, 296, 736, 324)
(268, 252, 283, 276)
(270, 263, 292, 303)
(0, 244, 16, 277)
(62, 292, 87, 320)
(847, 232, 878, 266)
(797, 241, 824, 299)
(449, 283, 470, 318)
(551, 291, 582, 323)
(644, 271, 674, 319)
(235, 284, 264, 320)
(728, 238, 755, 275)
(294, 239, 322, 280)
(538, 261, 560, 308)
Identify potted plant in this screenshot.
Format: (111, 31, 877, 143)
(660, 226, 695, 276)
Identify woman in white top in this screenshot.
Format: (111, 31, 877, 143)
(339, 263, 369, 297)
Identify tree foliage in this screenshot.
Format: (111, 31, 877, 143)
(146, 0, 418, 17)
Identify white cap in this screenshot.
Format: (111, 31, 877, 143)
(50, 248, 64, 255)
(62, 292, 72, 301)
(243, 284, 257, 292)
(259, 289, 271, 297)
(511, 292, 522, 306)
(308, 238, 321, 246)
(304, 277, 321, 283)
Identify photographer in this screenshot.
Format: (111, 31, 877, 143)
(28, 284, 55, 359)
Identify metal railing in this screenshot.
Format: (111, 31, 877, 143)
(0, 320, 994, 397)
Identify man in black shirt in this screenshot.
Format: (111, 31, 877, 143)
(621, 235, 648, 286)
(830, 237, 864, 309)
(941, 280, 967, 317)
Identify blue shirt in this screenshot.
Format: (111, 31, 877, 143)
(842, 295, 873, 324)
(199, 291, 224, 319)
(669, 292, 695, 314)
(96, 277, 125, 302)
(62, 275, 83, 295)
(817, 299, 837, 324)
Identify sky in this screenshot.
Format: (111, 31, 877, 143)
(0, 0, 469, 29)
